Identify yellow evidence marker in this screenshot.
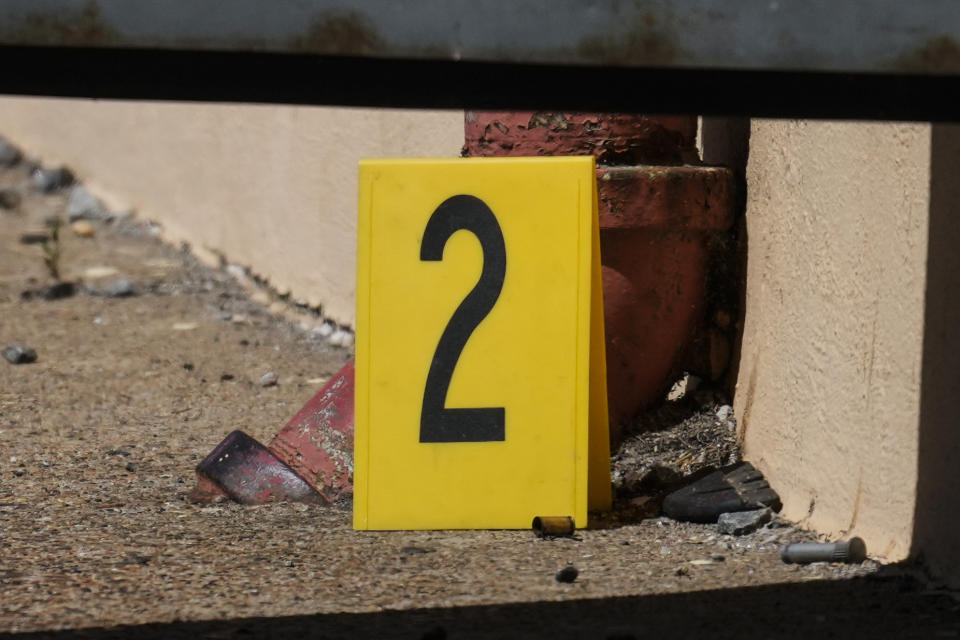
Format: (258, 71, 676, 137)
(354, 157, 610, 530)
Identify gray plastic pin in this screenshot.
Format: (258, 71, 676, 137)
(780, 537, 867, 564)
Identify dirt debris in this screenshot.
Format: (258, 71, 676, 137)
(615, 396, 740, 480)
(606, 387, 741, 528)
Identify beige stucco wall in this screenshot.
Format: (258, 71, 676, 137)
(0, 97, 464, 326)
(735, 120, 931, 561)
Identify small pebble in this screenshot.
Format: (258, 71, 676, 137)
(259, 371, 278, 387)
(225, 264, 248, 282)
(220, 373, 235, 381)
(329, 328, 354, 348)
(555, 565, 578, 583)
(125, 463, 136, 473)
(0, 188, 21, 210)
(67, 185, 106, 221)
(40, 282, 77, 301)
(172, 322, 198, 331)
(312, 323, 334, 338)
(718, 508, 772, 536)
(103, 279, 136, 298)
(71, 220, 95, 238)
(3, 344, 37, 364)
(32, 166, 74, 192)
(20, 282, 77, 300)
(0, 137, 22, 166)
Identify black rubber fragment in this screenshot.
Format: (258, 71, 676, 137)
(662, 462, 781, 523)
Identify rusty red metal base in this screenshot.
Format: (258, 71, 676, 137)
(465, 112, 735, 442)
(189, 359, 355, 505)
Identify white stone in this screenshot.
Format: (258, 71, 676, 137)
(312, 323, 334, 338)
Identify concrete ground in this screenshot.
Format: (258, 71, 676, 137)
(1, 160, 959, 639)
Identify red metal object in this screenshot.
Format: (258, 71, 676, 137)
(596, 165, 734, 232)
(465, 112, 735, 442)
(596, 165, 734, 438)
(464, 111, 697, 165)
(189, 359, 355, 504)
(266, 359, 355, 502)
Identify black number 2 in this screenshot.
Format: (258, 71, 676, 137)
(419, 195, 506, 443)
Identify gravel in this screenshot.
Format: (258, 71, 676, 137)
(68, 185, 107, 221)
(611, 396, 741, 499)
(19, 281, 78, 301)
(329, 328, 355, 348)
(718, 508, 773, 536)
(103, 278, 137, 298)
(2, 344, 37, 364)
(31, 166, 74, 192)
(312, 322, 335, 338)
(555, 565, 579, 583)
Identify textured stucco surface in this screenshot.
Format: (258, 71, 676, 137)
(0, 97, 463, 325)
(735, 121, 930, 561)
